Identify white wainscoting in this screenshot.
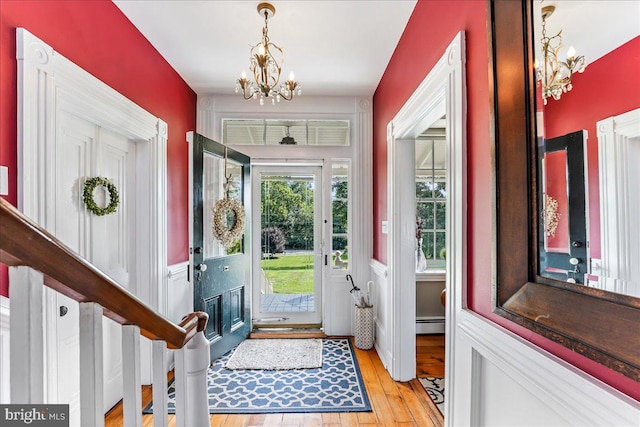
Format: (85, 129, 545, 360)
(167, 262, 192, 326)
(369, 259, 391, 370)
(449, 310, 640, 426)
(141, 262, 191, 383)
(0, 296, 9, 403)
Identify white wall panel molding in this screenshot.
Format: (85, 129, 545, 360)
(369, 259, 391, 369)
(454, 310, 640, 426)
(0, 296, 10, 403)
(17, 26, 168, 399)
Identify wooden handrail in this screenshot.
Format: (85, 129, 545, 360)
(0, 197, 206, 349)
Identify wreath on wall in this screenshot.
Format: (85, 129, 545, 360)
(83, 177, 119, 216)
(211, 147, 246, 248)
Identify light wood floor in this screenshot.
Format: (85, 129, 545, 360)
(105, 335, 445, 427)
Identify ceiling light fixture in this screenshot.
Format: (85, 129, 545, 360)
(279, 125, 296, 145)
(236, 2, 301, 105)
(535, 5, 587, 105)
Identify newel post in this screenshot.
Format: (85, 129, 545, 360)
(174, 318, 211, 427)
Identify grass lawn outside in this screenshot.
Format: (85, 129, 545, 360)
(261, 253, 314, 294)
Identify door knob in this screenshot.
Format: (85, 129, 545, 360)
(196, 263, 207, 271)
(59, 306, 68, 317)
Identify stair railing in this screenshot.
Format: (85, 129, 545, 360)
(0, 197, 211, 427)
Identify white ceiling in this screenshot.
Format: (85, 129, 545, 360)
(113, 0, 418, 97)
(533, 1, 640, 63)
(113, 1, 638, 99)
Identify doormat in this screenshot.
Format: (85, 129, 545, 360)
(418, 377, 444, 415)
(143, 338, 371, 414)
(225, 338, 322, 370)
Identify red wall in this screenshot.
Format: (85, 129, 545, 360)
(543, 36, 640, 262)
(373, 0, 639, 399)
(0, 1, 196, 297)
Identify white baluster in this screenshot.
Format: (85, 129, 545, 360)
(9, 266, 44, 403)
(174, 331, 211, 427)
(79, 302, 104, 427)
(152, 340, 169, 427)
(122, 325, 142, 427)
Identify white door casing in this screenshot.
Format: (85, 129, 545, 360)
(387, 31, 466, 395)
(197, 95, 373, 336)
(596, 108, 640, 297)
(16, 27, 168, 415)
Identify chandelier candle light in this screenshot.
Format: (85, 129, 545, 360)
(535, 5, 587, 105)
(236, 2, 301, 105)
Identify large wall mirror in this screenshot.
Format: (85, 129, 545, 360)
(490, 0, 640, 381)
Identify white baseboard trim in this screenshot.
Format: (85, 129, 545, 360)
(416, 316, 445, 334)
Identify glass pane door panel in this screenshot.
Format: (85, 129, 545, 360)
(253, 166, 322, 325)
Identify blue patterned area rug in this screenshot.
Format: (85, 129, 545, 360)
(144, 338, 371, 414)
(418, 377, 444, 415)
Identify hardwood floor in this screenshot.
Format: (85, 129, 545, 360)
(105, 335, 445, 427)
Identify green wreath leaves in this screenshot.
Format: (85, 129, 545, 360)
(212, 197, 246, 248)
(83, 177, 119, 216)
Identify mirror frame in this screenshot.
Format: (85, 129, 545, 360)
(489, 0, 640, 381)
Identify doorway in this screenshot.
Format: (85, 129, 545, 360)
(387, 32, 466, 422)
(251, 165, 323, 327)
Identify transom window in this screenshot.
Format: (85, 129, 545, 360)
(222, 119, 350, 146)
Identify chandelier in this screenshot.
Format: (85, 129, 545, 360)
(535, 5, 586, 104)
(236, 2, 301, 105)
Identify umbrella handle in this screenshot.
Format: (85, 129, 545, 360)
(346, 274, 360, 292)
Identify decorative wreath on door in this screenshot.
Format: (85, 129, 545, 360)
(83, 177, 119, 216)
(212, 197, 246, 248)
(211, 147, 246, 248)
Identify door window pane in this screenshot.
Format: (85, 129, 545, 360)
(332, 161, 350, 270)
(204, 153, 243, 258)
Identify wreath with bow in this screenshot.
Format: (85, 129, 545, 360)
(211, 148, 246, 248)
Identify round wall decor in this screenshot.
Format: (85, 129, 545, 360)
(83, 177, 119, 216)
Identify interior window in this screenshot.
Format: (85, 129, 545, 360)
(416, 124, 447, 271)
(222, 119, 350, 146)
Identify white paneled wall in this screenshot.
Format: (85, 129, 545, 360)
(369, 259, 391, 369)
(450, 310, 640, 426)
(0, 296, 9, 403)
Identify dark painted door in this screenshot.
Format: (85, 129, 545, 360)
(190, 132, 251, 361)
(538, 130, 587, 283)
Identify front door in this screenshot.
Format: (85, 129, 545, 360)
(189, 132, 251, 361)
(539, 130, 588, 283)
(251, 165, 323, 327)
